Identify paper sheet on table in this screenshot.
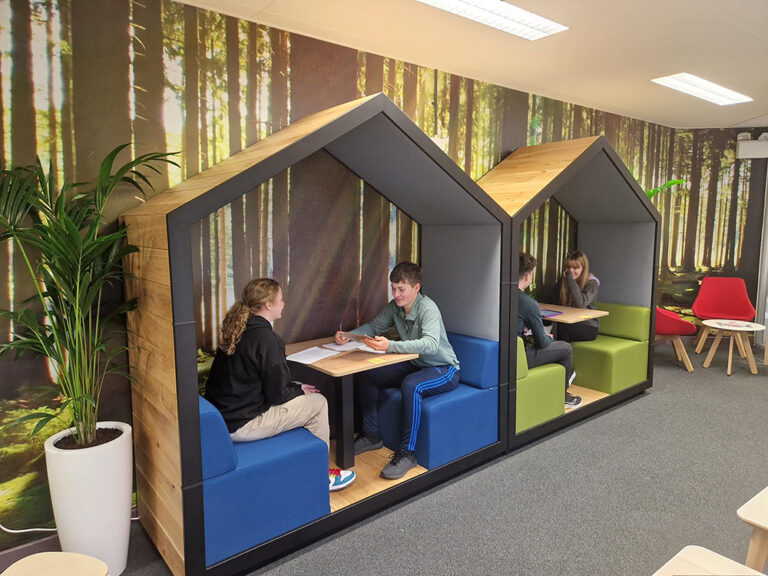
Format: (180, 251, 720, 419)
(322, 341, 367, 352)
(323, 340, 386, 354)
(286, 346, 340, 364)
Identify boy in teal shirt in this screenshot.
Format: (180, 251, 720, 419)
(335, 262, 460, 479)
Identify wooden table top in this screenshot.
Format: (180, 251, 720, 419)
(702, 319, 766, 332)
(3, 552, 108, 576)
(538, 303, 610, 324)
(738, 485, 768, 531)
(285, 337, 418, 377)
(652, 545, 764, 575)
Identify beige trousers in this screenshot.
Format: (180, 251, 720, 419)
(229, 393, 330, 449)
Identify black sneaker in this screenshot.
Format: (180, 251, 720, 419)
(380, 450, 418, 479)
(353, 433, 383, 455)
(565, 392, 582, 408)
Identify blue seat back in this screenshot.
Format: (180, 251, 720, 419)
(199, 396, 237, 480)
(446, 332, 499, 389)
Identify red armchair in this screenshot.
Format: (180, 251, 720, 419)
(692, 277, 755, 353)
(655, 307, 697, 372)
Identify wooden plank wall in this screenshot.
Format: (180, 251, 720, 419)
(477, 136, 598, 217)
(123, 227, 186, 576)
(117, 92, 380, 576)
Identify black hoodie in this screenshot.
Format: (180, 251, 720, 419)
(204, 315, 303, 433)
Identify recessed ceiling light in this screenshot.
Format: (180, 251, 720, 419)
(414, 0, 568, 41)
(651, 73, 752, 106)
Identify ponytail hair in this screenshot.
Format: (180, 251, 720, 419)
(219, 278, 280, 355)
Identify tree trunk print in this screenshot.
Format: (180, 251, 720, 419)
(385, 58, 396, 100)
(366, 53, 384, 96)
(133, 0, 169, 192)
(552, 100, 563, 143)
(11, 0, 36, 167)
(703, 132, 723, 267)
(358, 52, 389, 322)
(447, 74, 461, 162)
(226, 16, 242, 155)
(402, 62, 417, 121)
(245, 22, 259, 147)
(501, 88, 528, 159)
(59, 0, 74, 182)
(226, 16, 247, 293)
(270, 28, 289, 289)
(246, 186, 261, 281)
(682, 130, 702, 271)
(183, 4, 200, 177)
(572, 105, 583, 139)
(44, 0, 58, 181)
(72, 0, 131, 185)
(9, 0, 46, 386)
(536, 204, 546, 288)
(723, 157, 742, 274)
(192, 222, 204, 346)
(545, 199, 559, 289)
(202, 215, 213, 350)
(198, 13, 209, 171)
(739, 158, 765, 304)
(464, 79, 474, 174)
(660, 129, 676, 275)
(288, 35, 360, 342)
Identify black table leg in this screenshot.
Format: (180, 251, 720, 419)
(335, 374, 354, 469)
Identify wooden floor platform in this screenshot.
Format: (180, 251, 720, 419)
(565, 384, 608, 412)
(329, 443, 427, 512)
(329, 384, 608, 510)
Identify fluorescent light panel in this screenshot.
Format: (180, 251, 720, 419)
(414, 0, 567, 41)
(652, 73, 752, 106)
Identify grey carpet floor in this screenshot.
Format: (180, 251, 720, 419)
(124, 342, 768, 575)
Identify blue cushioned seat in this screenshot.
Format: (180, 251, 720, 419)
(198, 397, 330, 566)
(377, 332, 499, 469)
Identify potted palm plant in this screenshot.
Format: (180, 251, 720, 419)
(0, 145, 175, 575)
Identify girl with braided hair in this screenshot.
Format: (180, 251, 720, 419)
(205, 278, 355, 491)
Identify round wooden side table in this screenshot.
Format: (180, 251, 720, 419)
(701, 319, 765, 375)
(2, 552, 108, 576)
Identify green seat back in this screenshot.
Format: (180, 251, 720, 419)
(516, 337, 528, 378)
(597, 302, 651, 341)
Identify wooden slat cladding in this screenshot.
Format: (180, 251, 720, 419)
(125, 247, 171, 286)
(123, 213, 170, 249)
(478, 137, 598, 217)
(122, 94, 378, 220)
(137, 486, 185, 576)
(123, 210, 185, 575)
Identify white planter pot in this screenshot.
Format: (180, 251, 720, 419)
(44, 421, 133, 576)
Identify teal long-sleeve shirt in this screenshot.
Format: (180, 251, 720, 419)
(349, 293, 459, 369)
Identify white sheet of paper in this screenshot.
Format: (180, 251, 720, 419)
(286, 346, 340, 364)
(322, 341, 367, 352)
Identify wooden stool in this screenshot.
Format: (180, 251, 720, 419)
(653, 545, 765, 575)
(738, 486, 768, 572)
(2, 552, 108, 576)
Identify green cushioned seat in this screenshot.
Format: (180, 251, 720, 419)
(595, 301, 651, 341)
(516, 338, 565, 433)
(571, 302, 650, 395)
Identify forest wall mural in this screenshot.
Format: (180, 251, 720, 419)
(0, 0, 766, 551)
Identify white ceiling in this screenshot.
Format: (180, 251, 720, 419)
(183, 0, 768, 129)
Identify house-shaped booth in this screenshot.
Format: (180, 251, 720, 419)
(121, 93, 512, 576)
(476, 136, 661, 449)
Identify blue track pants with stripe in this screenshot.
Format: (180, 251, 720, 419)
(359, 362, 460, 452)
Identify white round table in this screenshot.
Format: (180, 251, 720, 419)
(701, 319, 765, 375)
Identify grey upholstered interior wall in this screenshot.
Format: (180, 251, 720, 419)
(421, 224, 501, 341)
(578, 223, 656, 307)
